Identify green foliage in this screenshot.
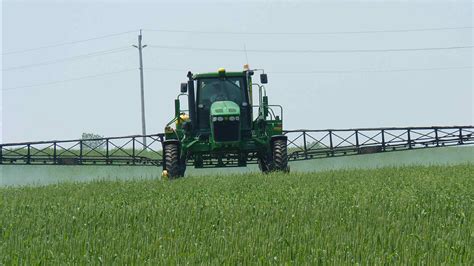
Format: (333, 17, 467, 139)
(81, 133, 105, 151)
(1, 165, 473, 264)
(287, 140, 324, 154)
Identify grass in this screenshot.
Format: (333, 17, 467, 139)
(1, 164, 473, 264)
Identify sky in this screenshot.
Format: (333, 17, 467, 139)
(1, 0, 473, 143)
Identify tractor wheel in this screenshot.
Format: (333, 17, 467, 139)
(164, 143, 184, 179)
(272, 139, 289, 172)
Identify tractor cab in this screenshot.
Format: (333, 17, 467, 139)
(194, 68, 252, 140)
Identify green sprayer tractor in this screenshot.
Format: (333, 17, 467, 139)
(1, 66, 473, 177)
(162, 67, 288, 178)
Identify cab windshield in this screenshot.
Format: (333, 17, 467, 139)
(198, 77, 244, 106)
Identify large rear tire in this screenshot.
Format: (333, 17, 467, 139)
(163, 143, 184, 179)
(272, 139, 289, 172)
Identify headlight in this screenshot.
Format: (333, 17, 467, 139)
(235, 116, 239, 121)
(229, 116, 235, 121)
(217, 117, 224, 122)
(212, 117, 217, 122)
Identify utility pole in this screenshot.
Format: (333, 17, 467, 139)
(133, 29, 147, 149)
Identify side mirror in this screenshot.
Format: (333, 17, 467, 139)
(260, 73, 268, 84)
(180, 83, 188, 93)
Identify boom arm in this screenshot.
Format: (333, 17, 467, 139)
(1, 126, 472, 167)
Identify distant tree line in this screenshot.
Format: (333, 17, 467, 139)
(81, 133, 105, 150)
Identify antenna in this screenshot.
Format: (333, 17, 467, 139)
(243, 43, 249, 65)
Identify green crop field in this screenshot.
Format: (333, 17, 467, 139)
(1, 164, 473, 264)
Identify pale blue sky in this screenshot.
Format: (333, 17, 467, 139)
(1, 0, 473, 143)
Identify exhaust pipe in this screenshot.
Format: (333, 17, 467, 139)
(187, 71, 197, 132)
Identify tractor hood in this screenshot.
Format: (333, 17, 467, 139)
(210, 101, 240, 116)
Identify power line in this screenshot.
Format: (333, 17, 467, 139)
(144, 26, 474, 35)
(144, 66, 473, 74)
(268, 66, 473, 74)
(1, 26, 471, 56)
(2, 25, 470, 57)
(1, 30, 138, 56)
(3, 65, 471, 92)
(145, 67, 187, 72)
(149, 44, 474, 54)
(4, 43, 470, 72)
(2, 47, 132, 72)
(2, 68, 136, 91)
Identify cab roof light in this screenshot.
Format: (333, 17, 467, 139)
(218, 68, 226, 77)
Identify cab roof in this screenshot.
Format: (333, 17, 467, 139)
(193, 70, 247, 79)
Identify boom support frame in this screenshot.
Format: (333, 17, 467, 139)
(1, 126, 472, 167)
